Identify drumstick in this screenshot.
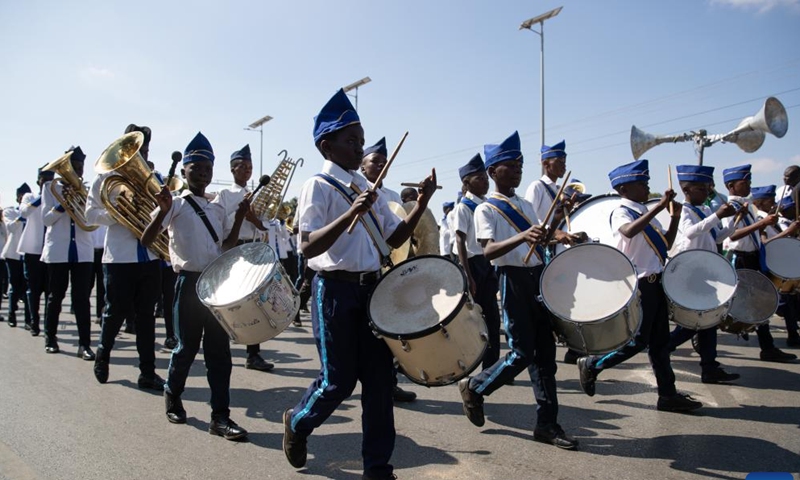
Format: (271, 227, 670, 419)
(563, 192, 577, 231)
(523, 171, 571, 264)
(400, 182, 443, 190)
(347, 131, 409, 234)
(667, 165, 674, 216)
(733, 202, 749, 226)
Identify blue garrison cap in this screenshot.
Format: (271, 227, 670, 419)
(230, 144, 251, 163)
(16, 183, 32, 196)
(313, 89, 361, 144)
(609, 160, 650, 188)
(443, 201, 455, 210)
(722, 164, 751, 184)
(541, 140, 566, 161)
(183, 132, 215, 165)
(363, 137, 387, 158)
(458, 153, 485, 180)
(676, 164, 715, 183)
(779, 195, 796, 211)
(484, 131, 522, 169)
(750, 185, 776, 200)
(66, 146, 86, 163)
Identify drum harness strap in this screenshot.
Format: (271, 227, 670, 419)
(461, 196, 479, 212)
(185, 196, 220, 244)
(684, 203, 717, 241)
(315, 173, 392, 267)
(539, 179, 557, 201)
(617, 205, 668, 265)
(484, 193, 545, 264)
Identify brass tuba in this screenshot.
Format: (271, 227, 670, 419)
(95, 132, 171, 259)
(42, 151, 98, 231)
(251, 149, 303, 222)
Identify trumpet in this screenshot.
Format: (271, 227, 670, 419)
(41, 152, 98, 231)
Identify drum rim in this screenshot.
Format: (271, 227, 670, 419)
(540, 243, 639, 324)
(367, 254, 469, 339)
(196, 243, 278, 308)
(662, 249, 738, 312)
(727, 269, 780, 324)
(396, 338, 487, 387)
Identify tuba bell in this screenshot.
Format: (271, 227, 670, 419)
(95, 131, 172, 260)
(41, 151, 98, 231)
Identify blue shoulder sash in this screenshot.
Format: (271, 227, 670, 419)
(620, 205, 669, 264)
(484, 195, 545, 263)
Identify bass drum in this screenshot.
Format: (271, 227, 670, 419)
(719, 269, 779, 335)
(763, 237, 800, 294)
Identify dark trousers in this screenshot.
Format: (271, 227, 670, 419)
(470, 265, 559, 427)
(779, 293, 799, 336)
(669, 326, 719, 372)
(730, 251, 775, 350)
(0, 258, 7, 296)
(289, 275, 395, 478)
(98, 262, 161, 376)
(468, 255, 501, 369)
(24, 253, 48, 330)
(44, 262, 92, 348)
(6, 259, 30, 324)
(588, 276, 677, 397)
(296, 264, 315, 310)
(90, 249, 105, 319)
(161, 265, 176, 339)
(165, 271, 232, 420)
(283, 252, 299, 284)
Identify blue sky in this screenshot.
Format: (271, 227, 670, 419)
(1, 0, 798, 211)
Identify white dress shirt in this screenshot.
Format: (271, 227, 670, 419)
(216, 183, 264, 242)
(610, 198, 665, 278)
(297, 160, 400, 272)
(439, 209, 454, 256)
(377, 185, 403, 205)
(524, 174, 558, 225)
(41, 181, 94, 264)
(17, 191, 46, 256)
(758, 210, 781, 239)
(672, 203, 734, 254)
(451, 192, 484, 257)
(157, 190, 231, 273)
(721, 195, 760, 253)
(474, 192, 542, 267)
(2, 206, 25, 261)
(85, 172, 159, 263)
(91, 225, 107, 249)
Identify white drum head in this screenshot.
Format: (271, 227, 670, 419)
(197, 243, 279, 306)
(557, 194, 621, 250)
(541, 243, 638, 323)
(729, 269, 779, 324)
(764, 237, 800, 280)
(663, 250, 737, 311)
(369, 255, 466, 336)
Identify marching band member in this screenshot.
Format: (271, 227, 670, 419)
(577, 160, 703, 412)
(41, 147, 95, 358)
(400, 187, 418, 204)
(147, 160, 178, 350)
(452, 153, 501, 369)
(2, 184, 32, 328)
(666, 165, 739, 384)
(720, 165, 796, 363)
(282, 89, 436, 479)
(457, 131, 578, 450)
(18, 168, 55, 336)
(143, 132, 250, 441)
(216, 144, 275, 372)
(439, 201, 455, 260)
(86, 124, 165, 388)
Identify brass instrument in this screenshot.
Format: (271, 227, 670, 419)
(95, 132, 172, 260)
(251, 150, 304, 223)
(42, 151, 98, 231)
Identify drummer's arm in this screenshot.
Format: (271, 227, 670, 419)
(767, 221, 800, 242)
(664, 209, 681, 248)
(221, 199, 249, 251)
(480, 225, 544, 261)
(455, 231, 476, 295)
(729, 213, 777, 241)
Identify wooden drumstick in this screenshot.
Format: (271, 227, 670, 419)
(667, 165, 674, 216)
(347, 131, 409, 234)
(523, 171, 571, 264)
(563, 192, 577, 231)
(733, 202, 749, 226)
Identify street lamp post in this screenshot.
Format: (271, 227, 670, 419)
(245, 114, 273, 178)
(520, 6, 563, 173)
(343, 77, 372, 111)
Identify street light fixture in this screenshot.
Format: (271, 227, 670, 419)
(520, 6, 562, 173)
(343, 76, 372, 111)
(245, 114, 273, 178)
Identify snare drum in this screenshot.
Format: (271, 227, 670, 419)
(367, 255, 488, 386)
(197, 243, 299, 345)
(719, 269, 779, 335)
(662, 250, 738, 330)
(540, 243, 642, 354)
(764, 237, 800, 293)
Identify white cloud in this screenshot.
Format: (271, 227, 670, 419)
(749, 157, 786, 173)
(710, 0, 800, 13)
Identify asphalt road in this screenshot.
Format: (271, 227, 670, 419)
(1, 304, 799, 480)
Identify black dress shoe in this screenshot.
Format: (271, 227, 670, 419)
(759, 347, 797, 363)
(786, 334, 800, 348)
(23, 323, 31, 331)
(458, 377, 485, 427)
(94, 353, 109, 384)
(164, 336, 178, 350)
(165, 391, 187, 424)
(245, 354, 274, 372)
(533, 424, 579, 450)
(701, 368, 740, 384)
(30, 326, 40, 337)
(78, 346, 96, 361)
(209, 417, 248, 441)
(362, 474, 397, 480)
(138, 373, 166, 391)
(657, 393, 702, 412)
(392, 385, 416, 403)
(7, 318, 17, 328)
(577, 357, 596, 397)
(283, 408, 308, 468)
(45, 344, 60, 354)
(563, 349, 580, 365)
